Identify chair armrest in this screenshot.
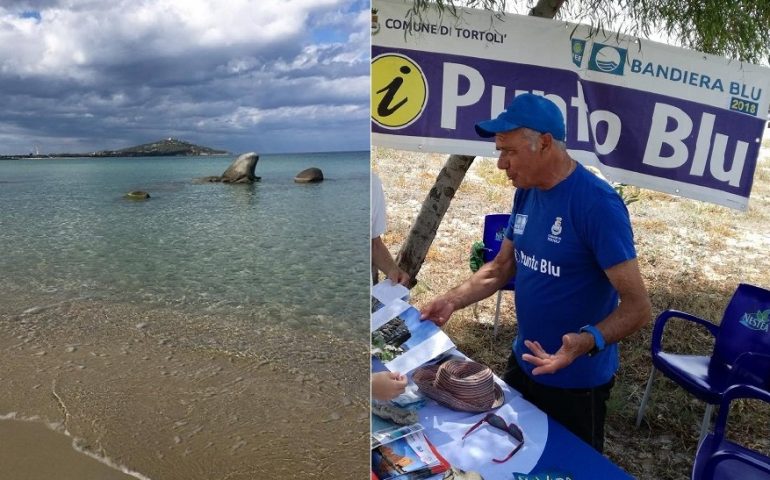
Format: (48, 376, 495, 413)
(712, 384, 770, 439)
(722, 383, 770, 405)
(728, 352, 770, 387)
(650, 310, 718, 356)
(702, 448, 770, 478)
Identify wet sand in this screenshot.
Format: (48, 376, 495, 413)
(0, 418, 139, 480)
(0, 294, 370, 479)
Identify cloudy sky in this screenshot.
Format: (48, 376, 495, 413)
(0, 0, 369, 155)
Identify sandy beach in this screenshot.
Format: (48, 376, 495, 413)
(0, 292, 369, 479)
(0, 418, 138, 480)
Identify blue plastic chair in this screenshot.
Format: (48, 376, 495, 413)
(691, 384, 770, 480)
(636, 283, 770, 441)
(481, 214, 516, 337)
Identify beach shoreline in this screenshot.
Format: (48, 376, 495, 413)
(0, 417, 142, 480)
(0, 295, 370, 480)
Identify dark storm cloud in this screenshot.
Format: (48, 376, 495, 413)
(3, 0, 61, 9)
(0, 0, 369, 154)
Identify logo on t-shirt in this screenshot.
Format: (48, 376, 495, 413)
(547, 216, 563, 243)
(513, 214, 528, 235)
(516, 248, 561, 277)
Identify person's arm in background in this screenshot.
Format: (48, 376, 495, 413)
(372, 371, 407, 401)
(372, 237, 410, 285)
(370, 173, 409, 286)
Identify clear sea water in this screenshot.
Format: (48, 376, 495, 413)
(0, 152, 370, 340)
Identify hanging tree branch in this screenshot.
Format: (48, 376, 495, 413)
(393, 0, 769, 287)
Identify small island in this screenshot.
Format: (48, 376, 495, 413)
(0, 138, 229, 159)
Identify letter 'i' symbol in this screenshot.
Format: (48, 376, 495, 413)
(371, 53, 428, 129)
(376, 65, 410, 116)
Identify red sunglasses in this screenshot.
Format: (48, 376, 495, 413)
(462, 413, 524, 463)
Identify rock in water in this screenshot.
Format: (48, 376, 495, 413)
(294, 167, 323, 183)
(221, 152, 260, 183)
(200, 152, 261, 183)
(125, 191, 150, 200)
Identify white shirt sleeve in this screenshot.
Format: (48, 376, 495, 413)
(371, 173, 386, 239)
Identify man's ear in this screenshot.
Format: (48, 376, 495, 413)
(540, 132, 553, 152)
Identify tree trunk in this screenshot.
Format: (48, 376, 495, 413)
(397, 155, 476, 287)
(396, 3, 562, 286)
(529, 0, 565, 19)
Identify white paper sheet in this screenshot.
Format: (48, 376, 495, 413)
(371, 298, 411, 332)
(372, 280, 410, 305)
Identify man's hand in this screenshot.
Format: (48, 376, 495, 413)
(386, 267, 410, 286)
(372, 371, 407, 401)
(419, 297, 456, 326)
(521, 332, 594, 375)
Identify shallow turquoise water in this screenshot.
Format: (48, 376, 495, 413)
(0, 152, 369, 339)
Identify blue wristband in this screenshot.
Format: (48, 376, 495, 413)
(579, 324, 605, 356)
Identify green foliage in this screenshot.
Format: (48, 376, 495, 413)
(405, 0, 770, 64)
(469, 241, 486, 272)
(613, 183, 641, 206)
(371, 334, 403, 362)
(406, 0, 509, 17)
(622, 0, 770, 64)
(403, 0, 511, 32)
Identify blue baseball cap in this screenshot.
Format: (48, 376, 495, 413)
(475, 93, 566, 141)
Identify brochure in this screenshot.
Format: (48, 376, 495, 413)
(371, 299, 455, 374)
(371, 420, 424, 449)
(372, 431, 450, 480)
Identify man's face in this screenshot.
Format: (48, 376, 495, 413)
(495, 129, 542, 189)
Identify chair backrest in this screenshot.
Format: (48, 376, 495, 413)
(482, 214, 515, 290)
(692, 384, 770, 480)
(712, 283, 770, 386)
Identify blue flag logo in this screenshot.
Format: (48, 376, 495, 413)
(588, 43, 627, 76)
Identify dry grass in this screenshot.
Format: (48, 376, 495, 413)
(373, 133, 770, 479)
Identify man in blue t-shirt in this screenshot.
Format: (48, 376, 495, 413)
(420, 93, 651, 452)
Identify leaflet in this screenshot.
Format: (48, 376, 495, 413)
(371, 281, 455, 374)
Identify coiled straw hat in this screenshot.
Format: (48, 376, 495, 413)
(412, 359, 504, 412)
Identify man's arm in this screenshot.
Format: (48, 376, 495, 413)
(420, 238, 517, 326)
(523, 257, 651, 374)
(590, 257, 652, 346)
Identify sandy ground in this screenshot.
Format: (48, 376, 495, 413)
(0, 419, 138, 480)
(0, 293, 369, 480)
